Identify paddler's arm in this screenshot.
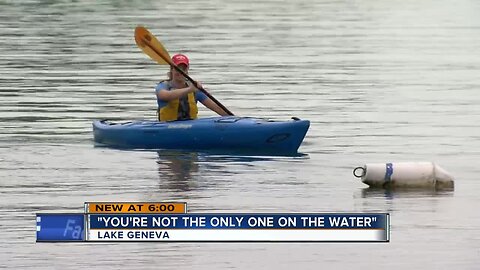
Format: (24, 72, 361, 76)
(157, 84, 197, 101)
(192, 83, 229, 116)
(200, 98, 229, 116)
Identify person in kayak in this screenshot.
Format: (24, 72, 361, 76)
(155, 54, 228, 121)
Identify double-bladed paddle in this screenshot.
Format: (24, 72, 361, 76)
(134, 26, 234, 116)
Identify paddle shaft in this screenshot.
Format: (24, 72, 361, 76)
(139, 37, 234, 116)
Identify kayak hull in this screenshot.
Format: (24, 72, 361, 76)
(92, 117, 309, 155)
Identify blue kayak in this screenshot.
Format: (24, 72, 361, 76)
(92, 116, 309, 154)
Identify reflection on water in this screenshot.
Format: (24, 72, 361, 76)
(195, 152, 309, 162)
(360, 187, 455, 199)
(156, 151, 199, 192)
(155, 150, 310, 194)
(353, 186, 456, 218)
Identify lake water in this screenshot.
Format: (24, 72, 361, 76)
(1, 0, 480, 269)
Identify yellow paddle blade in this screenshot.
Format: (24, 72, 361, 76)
(134, 26, 171, 65)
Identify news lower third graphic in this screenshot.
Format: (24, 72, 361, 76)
(36, 202, 390, 242)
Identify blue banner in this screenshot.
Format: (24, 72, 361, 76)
(36, 214, 85, 242)
(89, 213, 387, 229)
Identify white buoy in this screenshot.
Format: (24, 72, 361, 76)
(353, 162, 454, 189)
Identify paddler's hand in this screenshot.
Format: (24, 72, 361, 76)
(187, 81, 202, 92)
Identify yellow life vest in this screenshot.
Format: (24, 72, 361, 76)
(158, 91, 198, 122)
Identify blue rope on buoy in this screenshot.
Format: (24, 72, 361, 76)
(384, 163, 393, 182)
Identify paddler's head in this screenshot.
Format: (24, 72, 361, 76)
(170, 54, 190, 85)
